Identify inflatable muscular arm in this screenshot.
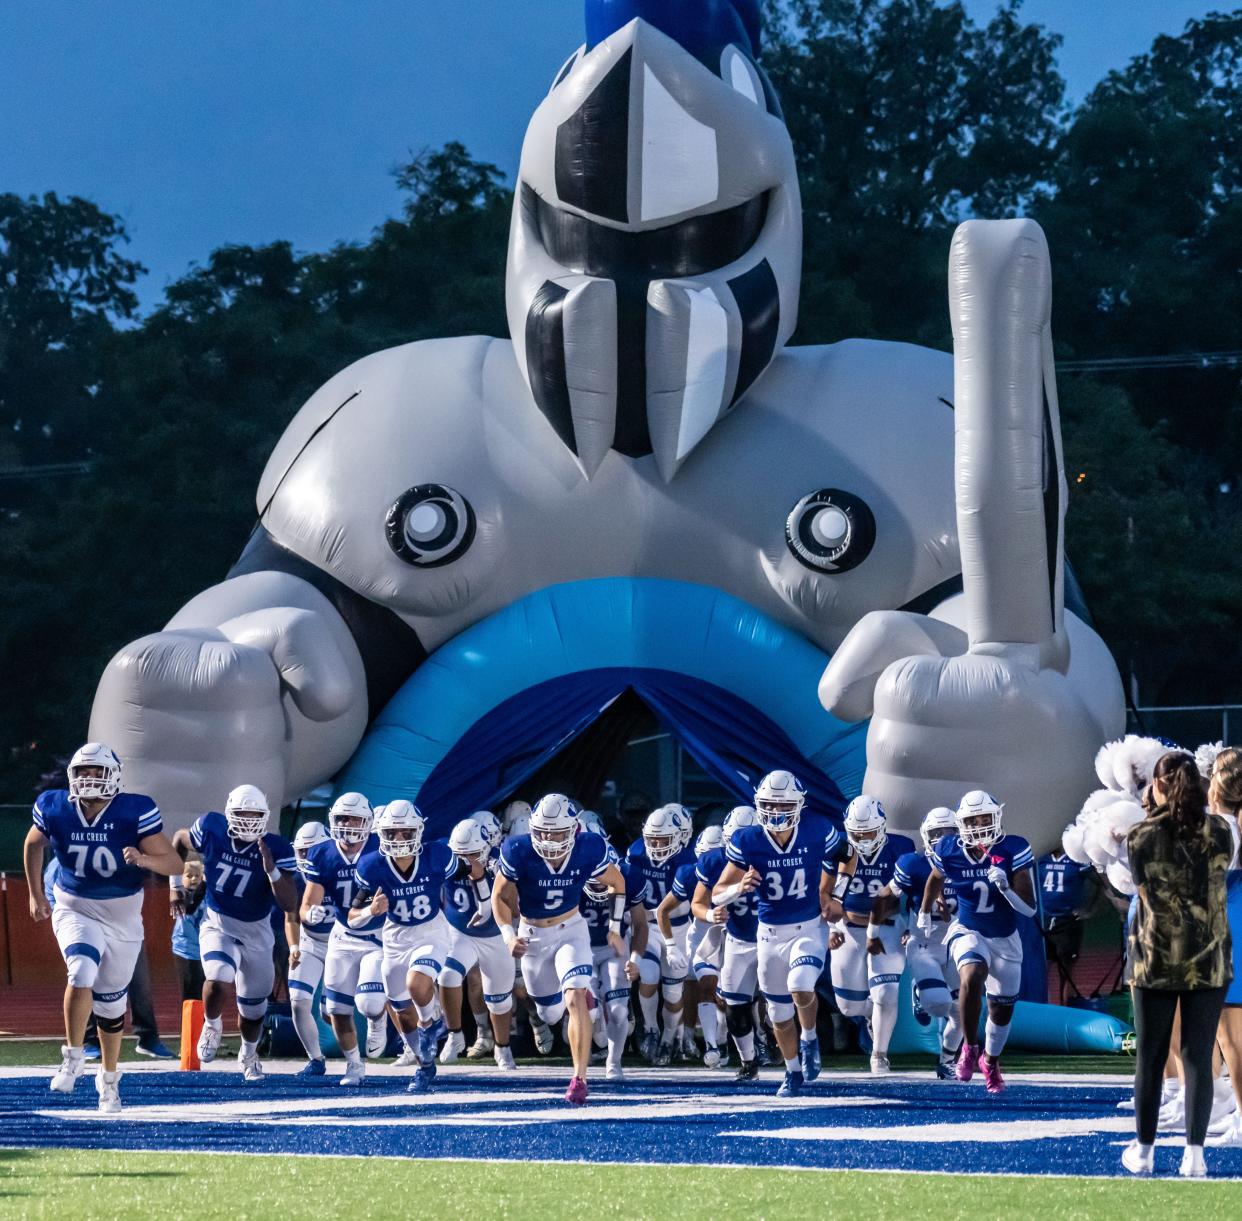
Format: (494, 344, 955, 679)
(819, 219, 1124, 847)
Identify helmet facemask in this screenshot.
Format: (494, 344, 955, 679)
(226, 806, 269, 843)
(379, 824, 423, 860)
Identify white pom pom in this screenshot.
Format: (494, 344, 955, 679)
(1062, 823, 1089, 864)
(1195, 741, 1225, 781)
(1102, 797, 1145, 839)
(1085, 818, 1119, 869)
(1095, 740, 1125, 790)
(1079, 788, 1117, 820)
(1107, 859, 1136, 896)
(1111, 736, 1167, 796)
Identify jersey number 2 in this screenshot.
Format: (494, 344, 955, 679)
(971, 880, 995, 914)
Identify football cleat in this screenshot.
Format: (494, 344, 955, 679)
(703, 1045, 722, 1069)
(82, 1043, 101, 1062)
(407, 1066, 436, 1094)
(638, 1029, 660, 1063)
(494, 1045, 517, 1071)
(800, 1037, 822, 1082)
(956, 1043, 982, 1083)
(870, 1053, 891, 1076)
(417, 1024, 440, 1070)
(735, 1060, 759, 1082)
(239, 1051, 265, 1083)
(94, 1069, 122, 1115)
(777, 1069, 804, 1098)
(50, 1046, 86, 1094)
(605, 1064, 625, 1082)
(439, 1030, 466, 1065)
(590, 1045, 608, 1065)
(935, 1059, 958, 1081)
(653, 1039, 674, 1067)
(531, 1017, 555, 1055)
(466, 1031, 495, 1059)
(911, 985, 932, 1027)
(393, 1046, 418, 1068)
(134, 1040, 175, 1059)
(755, 1030, 773, 1067)
(982, 1057, 1005, 1094)
(197, 1023, 222, 1065)
(339, 1059, 366, 1087)
(565, 1075, 589, 1106)
(366, 1017, 389, 1059)
(298, 1058, 327, 1077)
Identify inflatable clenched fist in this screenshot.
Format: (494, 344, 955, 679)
(820, 220, 1123, 832)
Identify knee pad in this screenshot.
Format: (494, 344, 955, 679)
(202, 954, 237, 986)
(836, 996, 868, 1018)
(237, 994, 268, 1021)
(92, 987, 127, 1022)
(662, 981, 684, 1006)
(95, 1012, 125, 1034)
(65, 953, 100, 991)
(767, 999, 795, 1024)
(726, 1003, 754, 1038)
(356, 982, 387, 1019)
(787, 960, 825, 995)
(637, 954, 661, 988)
(484, 992, 513, 1016)
(535, 1001, 565, 1026)
(869, 980, 900, 1009)
(323, 995, 355, 1017)
(290, 990, 315, 1013)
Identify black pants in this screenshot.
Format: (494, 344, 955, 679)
(1133, 984, 1227, 1145)
(85, 946, 158, 1047)
(1044, 919, 1084, 1001)
(176, 955, 206, 1003)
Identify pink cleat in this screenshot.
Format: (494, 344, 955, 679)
(957, 1043, 981, 1083)
(565, 1075, 589, 1106)
(982, 1056, 1006, 1094)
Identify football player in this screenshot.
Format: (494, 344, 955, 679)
(287, 821, 334, 1075)
(439, 815, 517, 1070)
(629, 804, 695, 1063)
(24, 743, 181, 1112)
(827, 796, 914, 1074)
(173, 785, 298, 1082)
(352, 800, 470, 1094)
(299, 792, 387, 1085)
(694, 807, 762, 1079)
(713, 771, 853, 1096)
(493, 793, 628, 1105)
(918, 790, 1036, 1094)
(582, 845, 648, 1080)
(887, 807, 963, 1078)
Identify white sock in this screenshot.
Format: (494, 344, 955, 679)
(414, 1000, 437, 1025)
(606, 1004, 628, 1067)
(240, 1038, 258, 1059)
(697, 1002, 719, 1048)
(639, 991, 659, 1029)
(291, 1001, 322, 1061)
(984, 1018, 1011, 1058)
(204, 1015, 223, 1033)
(344, 1044, 362, 1066)
(784, 1056, 800, 1074)
(942, 1009, 964, 1053)
(661, 1005, 682, 1043)
(471, 1008, 488, 1031)
(800, 1029, 818, 1047)
(735, 1031, 755, 1061)
(872, 1002, 897, 1056)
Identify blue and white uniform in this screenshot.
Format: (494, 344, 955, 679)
(190, 811, 296, 1020)
(892, 850, 959, 1019)
(671, 857, 718, 981)
(499, 831, 609, 1023)
(355, 840, 457, 1009)
(1224, 821, 1242, 1007)
(33, 789, 161, 1019)
(697, 845, 759, 1004)
(287, 872, 335, 1004)
(302, 835, 386, 1019)
(932, 833, 1035, 1003)
(627, 839, 695, 988)
(830, 834, 915, 1019)
(440, 854, 515, 1016)
(1036, 853, 1095, 927)
(726, 814, 841, 1022)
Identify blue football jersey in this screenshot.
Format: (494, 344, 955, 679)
(354, 840, 456, 927)
(842, 834, 916, 918)
(626, 839, 695, 911)
(499, 831, 609, 920)
(291, 874, 334, 937)
(1037, 853, 1094, 923)
(581, 859, 648, 948)
(726, 813, 842, 924)
(33, 790, 162, 901)
(892, 851, 957, 922)
(696, 845, 758, 942)
(302, 835, 384, 934)
(931, 833, 1035, 937)
(189, 811, 296, 923)
(443, 852, 500, 939)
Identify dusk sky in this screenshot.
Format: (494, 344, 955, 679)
(2, 0, 1222, 308)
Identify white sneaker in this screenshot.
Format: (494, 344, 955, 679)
(239, 1051, 264, 1083)
(703, 1045, 722, 1069)
(1179, 1146, 1207, 1178)
(393, 1046, 418, 1068)
(467, 1031, 495, 1059)
(870, 1053, 891, 1076)
(50, 1046, 86, 1094)
(494, 1045, 516, 1071)
(1121, 1141, 1154, 1175)
(365, 1017, 388, 1059)
(1208, 1079, 1237, 1132)
(1158, 1096, 1186, 1132)
(605, 1064, 624, 1082)
(95, 1070, 122, 1115)
(531, 1018, 554, 1055)
(339, 1058, 366, 1087)
(439, 1030, 466, 1065)
(1208, 1112, 1242, 1147)
(197, 1023, 222, 1065)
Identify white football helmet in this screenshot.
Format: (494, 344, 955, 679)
(376, 799, 425, 859)
(502, 800, 533, 834)
(584, 845, 619, 903)
(722, 805, 759, 846)
(695, 825, 724, 858)
(530, 793, 580, 863)
(67, 742, 122, 801)
(449, 818, 489, 863)
(956, 790, 1004, 850)
(224, 785, 271, 843)
(844, 795, 887, 858)
(754, 770, 805, 833)
(920, 807, 958, 856)
(293, 820, 329, 869)
(471, 809, 503, 853)
(643, 805, 684, 864)
(578, 809, 608, 839)
(328, 792, 374, 845)
(665, 804, 694, 848)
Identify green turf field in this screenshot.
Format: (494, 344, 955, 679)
(0, 1148, 1238, 1219)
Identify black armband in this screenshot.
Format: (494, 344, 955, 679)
(351, 888, 375, 910)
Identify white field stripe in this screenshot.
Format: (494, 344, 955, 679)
(724, 1117, 1137, 1144)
